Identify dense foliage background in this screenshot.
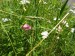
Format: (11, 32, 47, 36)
(0, 0, 75, 56)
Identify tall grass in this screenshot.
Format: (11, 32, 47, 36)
(0, 0, 75, 56)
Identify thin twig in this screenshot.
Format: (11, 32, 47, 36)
(48, 12, 69, 34)
(26, 39, 44, 56)
(26, 12, 69, 56)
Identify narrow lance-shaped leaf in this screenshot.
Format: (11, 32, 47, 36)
(59, 0, 69, 17)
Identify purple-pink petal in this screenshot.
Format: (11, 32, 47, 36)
(22, 24, 31, 30)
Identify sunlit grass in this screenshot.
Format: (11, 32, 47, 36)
(0, 0, 75, 56)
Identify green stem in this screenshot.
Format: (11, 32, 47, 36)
(0, 21, 17, 56)
(35, 0, 38, 39)
(26, 39, 44, 56)
(26, 12, 69, 56)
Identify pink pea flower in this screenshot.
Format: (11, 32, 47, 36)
(22, 24, 31, 30)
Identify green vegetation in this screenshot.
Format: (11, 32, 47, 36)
(0, 0, 75, 56)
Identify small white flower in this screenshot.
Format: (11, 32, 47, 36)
(56, 25, 62, 32)
(43, 1, 47, 4)
(2, 18, 11, 22)
(41, 31, 48, 36)
(62, 20, 69, 27)
(72, 6, 75, 9)
(65, 23, 69, 27)
(62, 20, 67, 24)
(70, 9, 73, 12)
(39, 0, 47, 4)
(42, 36, 47, 39)
(39, 0, 42, 3)
(47, 20, 51, 23)
(58, 18, 60, 20)
(70, 9, 75, 14)
(71, 28, 75, 33)
(53, 17, 57, 21)
(57, 37, 60, 40)
(41, 31, 48, 39)
(20, 0, 30, 4)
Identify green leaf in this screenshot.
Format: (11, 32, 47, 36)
(59, 0, 69, 17)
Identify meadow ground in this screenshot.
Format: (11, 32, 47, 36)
(0, 0, 75, 56)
